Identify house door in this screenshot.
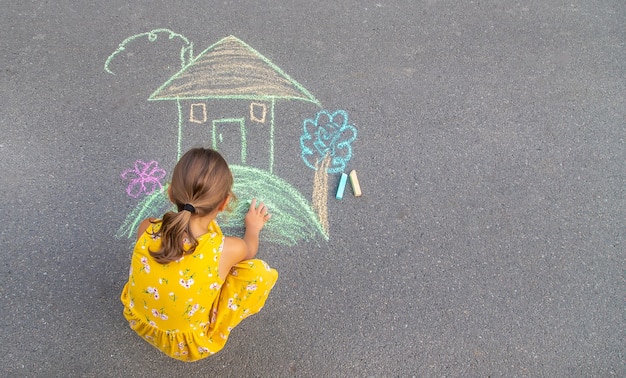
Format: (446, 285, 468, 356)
(211, 118, 246, 165)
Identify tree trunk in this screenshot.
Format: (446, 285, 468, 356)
(312, 155, 330, 235)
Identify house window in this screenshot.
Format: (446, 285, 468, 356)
(190, 103, 207, 124)
(250, 102, 267, 123)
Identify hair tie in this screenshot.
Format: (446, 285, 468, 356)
(182, 204, 196, 213)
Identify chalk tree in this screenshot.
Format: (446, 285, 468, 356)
(300, 110, 357, 234)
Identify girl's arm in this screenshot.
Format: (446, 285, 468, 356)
(219, 199, 270, 279)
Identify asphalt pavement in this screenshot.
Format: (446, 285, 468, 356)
(1, 1, 624, 376)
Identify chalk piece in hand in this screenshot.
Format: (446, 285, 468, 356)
(336, 173, 348, 200)
(349, 170, 362, 197)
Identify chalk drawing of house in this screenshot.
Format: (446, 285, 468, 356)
(149, 35, 321, 173)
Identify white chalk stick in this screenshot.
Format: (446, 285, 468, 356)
(349, 170, 362, 197)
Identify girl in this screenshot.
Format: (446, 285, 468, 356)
(120, 148, 278, 362)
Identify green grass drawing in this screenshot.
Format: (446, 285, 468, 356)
(116, 165, 328, 246)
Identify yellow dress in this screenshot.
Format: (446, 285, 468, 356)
(120, 220, 278, 362)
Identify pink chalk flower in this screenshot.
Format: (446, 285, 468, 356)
(121, 160, 167, 198)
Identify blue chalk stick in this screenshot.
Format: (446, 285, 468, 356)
(336, 173, 348, 200)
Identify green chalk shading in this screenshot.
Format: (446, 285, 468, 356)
(116, 165, 328, 246)
(221, 165, 328, 245)
(115, 185, 174, 240)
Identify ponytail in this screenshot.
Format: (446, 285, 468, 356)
(147, 148, 234, 264)
(149, 210, 198, 264)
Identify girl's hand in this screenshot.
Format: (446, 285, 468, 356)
(245, 198, 271, 234)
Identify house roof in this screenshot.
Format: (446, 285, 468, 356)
(149, 35, 320, 105)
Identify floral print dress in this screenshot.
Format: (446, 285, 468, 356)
(120, 220, 278, 362)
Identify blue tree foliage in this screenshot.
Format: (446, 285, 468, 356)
(300, 110, 357, 174)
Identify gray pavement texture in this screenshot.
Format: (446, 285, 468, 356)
(1, 1, 624, 376)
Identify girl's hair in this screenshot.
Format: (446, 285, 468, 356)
(149, 148, 234, 264)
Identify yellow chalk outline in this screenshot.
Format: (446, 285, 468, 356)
(189, 103, 207, 124)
